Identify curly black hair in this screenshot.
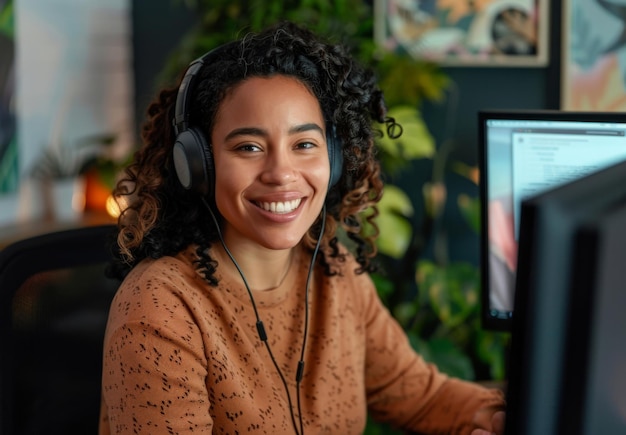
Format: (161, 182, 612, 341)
(108, 21, 398, 284)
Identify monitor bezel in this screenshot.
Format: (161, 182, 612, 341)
(478, 109, 626, 332)
(504, 158, 626, 434)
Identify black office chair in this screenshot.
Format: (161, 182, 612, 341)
(0, 224, 119, 435)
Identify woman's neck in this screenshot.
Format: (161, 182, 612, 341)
(214, 242, 296, 292)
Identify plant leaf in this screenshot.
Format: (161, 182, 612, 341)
(409, 334, 475, 380)
(475, 329, 510, 381)
(457, 193, 481, 234)
(375, 184, 414, 258)
(417, 260, 480, 328)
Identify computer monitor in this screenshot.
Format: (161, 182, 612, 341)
(504, 158, 626, 435)
(478, 110, 626, 331)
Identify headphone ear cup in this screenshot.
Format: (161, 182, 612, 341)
(327, 127, 343, 188)
(172, 128, 215, 198)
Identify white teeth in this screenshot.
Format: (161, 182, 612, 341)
(258, 198, 302, 214)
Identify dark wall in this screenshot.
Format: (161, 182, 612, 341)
(414, 66, 553, 265)
(423, 67, 551, 165)
(131, 0, 195, 138)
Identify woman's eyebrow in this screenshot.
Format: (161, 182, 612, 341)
(289, 123, 324, 135)
(224, 127, 266, 141)
(224, 123, 324, 141)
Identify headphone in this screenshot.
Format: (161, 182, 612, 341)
(171, 45, 344, 198)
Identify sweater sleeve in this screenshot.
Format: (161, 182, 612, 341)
(360, 272, 505, 434)
(99, 260, 213, 434)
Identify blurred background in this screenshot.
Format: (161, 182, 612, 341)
(5, 2, 626, 433)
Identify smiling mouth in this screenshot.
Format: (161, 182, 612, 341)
(255, 198, 302, 214)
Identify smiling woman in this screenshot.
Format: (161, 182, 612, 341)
(211, 76, 330, 253)
(99, 20, 505, 435)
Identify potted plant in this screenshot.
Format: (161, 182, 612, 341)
(29, 133, 125, 220)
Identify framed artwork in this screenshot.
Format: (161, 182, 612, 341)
(374, 0, 549, 67)
(561, 0, 626, 111)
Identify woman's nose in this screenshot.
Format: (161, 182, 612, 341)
(259, 149, 297, 185)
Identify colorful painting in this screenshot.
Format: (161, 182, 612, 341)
(561, 0, 626, 110)
(374, 0, 549, 66)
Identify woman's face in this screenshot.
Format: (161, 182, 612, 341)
(211, 75, 330, 252)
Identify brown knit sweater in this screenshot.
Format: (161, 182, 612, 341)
(99, 244, 504, 434)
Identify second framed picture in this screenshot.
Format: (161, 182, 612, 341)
(374, 0, 550, 67)
(561, 0, 626, 111)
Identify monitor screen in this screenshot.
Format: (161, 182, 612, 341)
(504, 158, 626, 435)
(478, 110, 626, 331)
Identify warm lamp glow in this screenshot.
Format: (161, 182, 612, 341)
(105, 195, 121, 218)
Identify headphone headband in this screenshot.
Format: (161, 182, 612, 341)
(173, 61, 203, 135)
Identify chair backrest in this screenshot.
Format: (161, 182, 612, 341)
(0, 224, 119, 435)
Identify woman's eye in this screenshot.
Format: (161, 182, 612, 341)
(236, 143, 261, 152)
(296, 141, 317, 150)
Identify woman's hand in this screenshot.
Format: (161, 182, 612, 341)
(471, 410, 506, 435)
